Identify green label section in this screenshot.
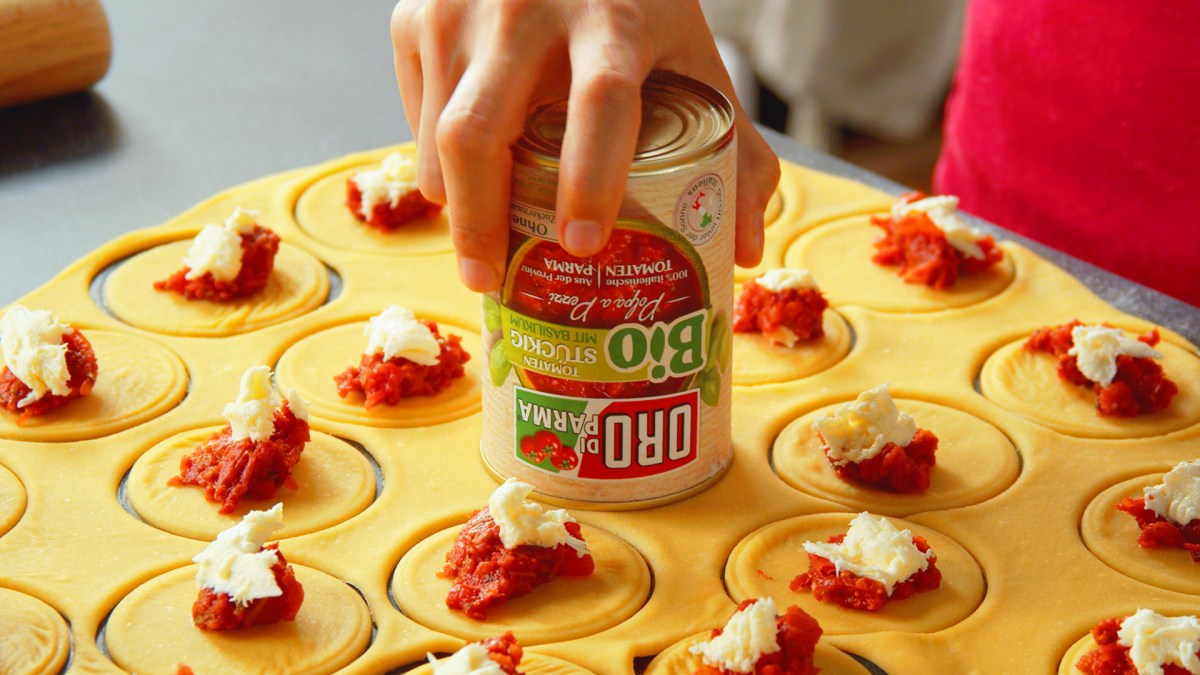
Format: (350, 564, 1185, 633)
(500, 307, 710, 383)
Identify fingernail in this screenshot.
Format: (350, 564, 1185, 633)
(563, 219, 603, 256)
(459, 257, 498, 291)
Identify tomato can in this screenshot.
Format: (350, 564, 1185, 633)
(481, 71, 735, 508)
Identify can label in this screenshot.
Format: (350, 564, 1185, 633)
(482, 74, 735, 505)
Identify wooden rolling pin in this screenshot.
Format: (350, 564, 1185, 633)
(0, 0, 111, 108)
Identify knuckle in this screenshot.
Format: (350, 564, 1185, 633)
(578, 63, 644, 108)
(423, 0, 465, 38)
(436, 107, 497, 157)
(451, 220, 506, 256)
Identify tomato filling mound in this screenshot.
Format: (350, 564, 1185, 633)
(1117, 496, 1200, 562)
(819, 428, 938, 494)
(695, 599, 823, 675)
(334, 321, 470, 407)
(869, 192, 1003, 289)
(1075, 616, 1199, 675)
(789, 533, 942, 611)
(345, 179, 442, 232)
(733, 281, 828, 346)
(169, 402, 309, 514)
(192, 543, 305, 631)
(1024, 320, 1178, 417)
(153, 225, 280, 301)
(440, 507, 594, 620)
(519, 429, 579, 470)
(0, 329, 97, 423)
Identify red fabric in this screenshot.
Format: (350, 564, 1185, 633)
(934, 0, 1200, 307)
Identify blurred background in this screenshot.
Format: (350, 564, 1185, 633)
(702, 0, 967, 194)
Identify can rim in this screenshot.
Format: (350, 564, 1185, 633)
(513, 70, 735, 174)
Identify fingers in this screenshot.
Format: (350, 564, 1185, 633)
(414, 0, 473, 204)
(436, 3, 561, 291)
(390, 0, 425, 141)
(555, 2, 655, 256)
(734, 120, 780, 267)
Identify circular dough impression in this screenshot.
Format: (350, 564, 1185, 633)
(292, 151, 453, 256)
(103, 240, 329, 336)
(644, 629, 868, 675)
(0, 330, 187, 442)
(391, 523, 650, 645)
(980, 336, 1200, 439)
(784, 216, 1015, 312)
(127, 428, 375, 541)
(1082, 472, 1200, 596)
(105, 564, 371, 675)
(725, 513, 985, 635)
(732, 309, 852, 386)
(276, 319, 482, 428)
(0, 463, 27, 538)
(0, 588, 70, 675)
(773, 399, 1020, 517)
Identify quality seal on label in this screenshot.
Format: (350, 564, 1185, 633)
(675, 172, 725, 246)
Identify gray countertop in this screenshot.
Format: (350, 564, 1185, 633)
(1, 1, 1196, 344)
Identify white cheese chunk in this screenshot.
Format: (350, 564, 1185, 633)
(802, 512, 932, 595)
(755, 268, 819, 293)
(1117, 609, 1200, 675)
(892, 195, 987, 260)
(224, 206, 259, 234)
(285, 387, 310, 422)
(223, 365, 284, 443)
(364, 305, 440, 366)
(193, 503, 285, 606)
(1145, 460, 1200, 527)
(352, 151, 420, 218)
(0, 306, 75, 408)
(427, 643, 507, 675)
(182, 207, 261, 281)
(1068, 324, 1162, 387)
(688, 597, 781, 673)
(487, 478, 588, 557)
(812, 384, 917, 466)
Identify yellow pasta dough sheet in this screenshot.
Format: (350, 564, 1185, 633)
(0, 143, 1198, 674)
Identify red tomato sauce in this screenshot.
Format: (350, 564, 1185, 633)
(0, 329, 97, 423)
(334, 320, 469, 407)
(1024, 321, 1178, 417)
(154, 225, 280, 302)
(695, 599, 823, 675)
(192, 543, 305, 631)
(440, 507, 594, 620)
(1117, 495, 1200, 562)
(169, 402, 309, 514)
(790, 533, 942, 611)
(344, 179, 442, 232)
(820, 428, 938, 494)
(733, 281, 828, 345)
(870, 192, 1003, 289)
(1075, 616, 1197, 675)
(472, 632, 524, 675)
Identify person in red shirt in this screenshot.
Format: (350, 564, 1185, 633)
(935, 0, 1200, 307)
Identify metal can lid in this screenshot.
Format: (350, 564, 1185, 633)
(515, 71, 734, 173)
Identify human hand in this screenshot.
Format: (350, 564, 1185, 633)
(391, 0, 780, 292)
